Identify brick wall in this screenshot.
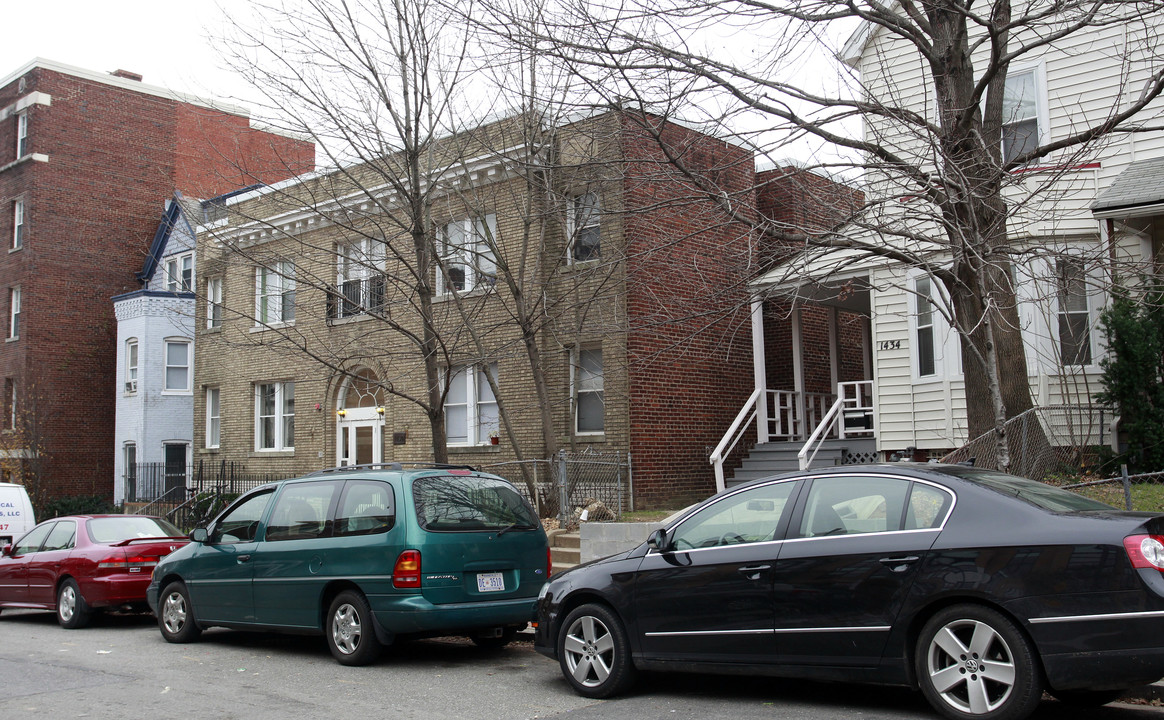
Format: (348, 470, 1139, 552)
(620, 114, 759, 507)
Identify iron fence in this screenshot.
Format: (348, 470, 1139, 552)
(128, 461, 298, 530)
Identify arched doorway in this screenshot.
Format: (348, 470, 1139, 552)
(336, 368, 385, 466)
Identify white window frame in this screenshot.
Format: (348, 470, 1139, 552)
(255, 261, 296, 326)
(443, 363, 499, 446)
(572, 347, 605, 435)
(567, 192, 601, 264)
(7, 286, 20, 340)
(12, 199, 24, 250)
(15, 112, 28, 158)
(165, 253, 194, 293)
(206, 277, 223, 329)
(913, 276, 938, 379)
(1000, 64, 1048, 165)
(337, 238, 386, 317)
(436, 215, 497, 295)
(255, 381, 295, 451)
(205, 387, 221, 449)
(163, 339, 192, 393)
(125, 338, 139, 394)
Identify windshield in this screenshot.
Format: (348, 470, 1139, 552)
(87, 516, 184, 544)
(942, 467, 1115, 512)
(413, 475, 539, 532)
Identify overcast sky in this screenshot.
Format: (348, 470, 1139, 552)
(3, 1, 259, 107)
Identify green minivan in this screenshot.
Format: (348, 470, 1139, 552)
(146, 464, 549, 665)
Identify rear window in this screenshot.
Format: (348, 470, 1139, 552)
(87, 517, 183, 544)
(413, 475, 538, 532)
(945, 467, 1114, 512)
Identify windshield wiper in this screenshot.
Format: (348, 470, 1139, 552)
(495, 522, 537, 536)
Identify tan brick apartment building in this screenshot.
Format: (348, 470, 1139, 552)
(0, 59, 313, 504)
(193, 111, 848, 507)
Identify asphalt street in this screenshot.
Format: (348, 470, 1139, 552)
(1, 609, 1162, 720)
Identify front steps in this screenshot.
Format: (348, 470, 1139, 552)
(726, 438, 877, 488)
(549, 530, 580, 575)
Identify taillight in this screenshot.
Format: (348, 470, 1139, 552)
(97, 553, 159, 573)
(547, 547, 553, 578)
(1124, 535, 1164, 570)
(393, 549, 421, 588)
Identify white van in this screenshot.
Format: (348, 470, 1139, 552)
(0, 483, 34, 547)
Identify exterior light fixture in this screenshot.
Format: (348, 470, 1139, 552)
(376, 406, 385, 415)
(336, 409, 347, 417)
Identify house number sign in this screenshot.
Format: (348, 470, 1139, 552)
(878, 339, 902, 351)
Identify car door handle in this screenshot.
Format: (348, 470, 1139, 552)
(879, 556, 919, 572)
(738, 564, 771, 580)
(237, 555, 251, 564)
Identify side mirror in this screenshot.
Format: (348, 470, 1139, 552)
(1, 544, 11, 557)
(647, 528, 669, 552)
(190, 527, 208, 543)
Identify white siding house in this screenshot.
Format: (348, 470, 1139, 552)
(112, 195, 198, 504)
(715, 10, 1164, 483)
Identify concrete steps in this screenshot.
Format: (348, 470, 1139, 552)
(549, 530, 580, 575)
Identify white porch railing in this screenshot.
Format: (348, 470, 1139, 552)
(798, 381, 874, 470)
(711, 381, 875, 491)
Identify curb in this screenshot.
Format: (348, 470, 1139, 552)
(1122, 683, 1164, 705)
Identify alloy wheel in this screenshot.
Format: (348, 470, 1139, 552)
(563, 614, 616, 687)
(925, 617, 1017, 715)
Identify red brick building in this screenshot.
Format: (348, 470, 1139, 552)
(0, 59, 313, 504)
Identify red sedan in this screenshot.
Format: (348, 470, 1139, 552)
(0, 515, 187, 628)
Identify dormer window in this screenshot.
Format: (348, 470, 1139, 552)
(165, 253, 194, 292)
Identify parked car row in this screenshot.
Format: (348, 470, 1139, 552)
(3, 463, 1164, 720)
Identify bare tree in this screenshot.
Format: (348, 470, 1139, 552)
(479, 0, 1164, 470)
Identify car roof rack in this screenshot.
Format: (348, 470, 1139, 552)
(304, 462, 478, 477)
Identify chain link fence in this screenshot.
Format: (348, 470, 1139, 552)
(940, 405, 1115, 480)
(482, 449, 631, 526)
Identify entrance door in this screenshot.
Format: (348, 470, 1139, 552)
(337, 417, 381, 466)
(163, 443, 187, 497)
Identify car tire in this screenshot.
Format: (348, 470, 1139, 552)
(158, 581, 202, 643)
(57, 578, 91, 629)
(916, 604, 1042, 720)
(557, 603, 636, 699)
(1049, 688, 1126, 707)
(471, 626, 520, 650)
(326, 590, 382, 666)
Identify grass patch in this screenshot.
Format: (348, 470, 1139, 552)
(620, 509, 681, 522)
(1061, 482, 1164, 512)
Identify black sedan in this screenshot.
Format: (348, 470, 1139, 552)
(534, 463, 1164, 720)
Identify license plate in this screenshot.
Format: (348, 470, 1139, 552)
(476, 572, 505, 592)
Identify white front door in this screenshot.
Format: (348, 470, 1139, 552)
(337, 409, 382, 466)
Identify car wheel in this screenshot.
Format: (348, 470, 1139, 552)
(158, 581, 201, 643)
(57, 578, 91, 629)
(326, 590, 382, 666)
(558, 603, 636, 698)
(471, 626, 520, 649)
(916, 604, 1042, 720)
(1049, 688, 1126, 707)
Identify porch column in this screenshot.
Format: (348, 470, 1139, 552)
(792, 307, 806, 440)
(751, 295, 768, 443)
(828, 306, 839, 392)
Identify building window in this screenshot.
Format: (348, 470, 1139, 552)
(915, 276, 937, 377)
(444, 363, 498, 445)
(165, 253, 193, 292)
(568, 192, 601, 263)
(207, 277, 223, 329)
(8, 286, 20, 340)
(1002, 69, 1040, 164)
(256, 381, 295, 451)
(1057, 258, 1093, 366)
(164, 339, 191, 392)
(437, 215, 497, 295)
(15, 112, 28, 158)
(573, 348, 604, 434)
(335, 238, 386, 318)
(125, 339, 139, 393)
(255, 262, 296, 325)
(12, 200, 24, 250)
(205, 387, 220, 449)
(3, 378, 14, 431)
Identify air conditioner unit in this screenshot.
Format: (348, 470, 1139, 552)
(125, 380, 137, 393)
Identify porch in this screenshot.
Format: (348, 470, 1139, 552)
(710, 260, 879, 490)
